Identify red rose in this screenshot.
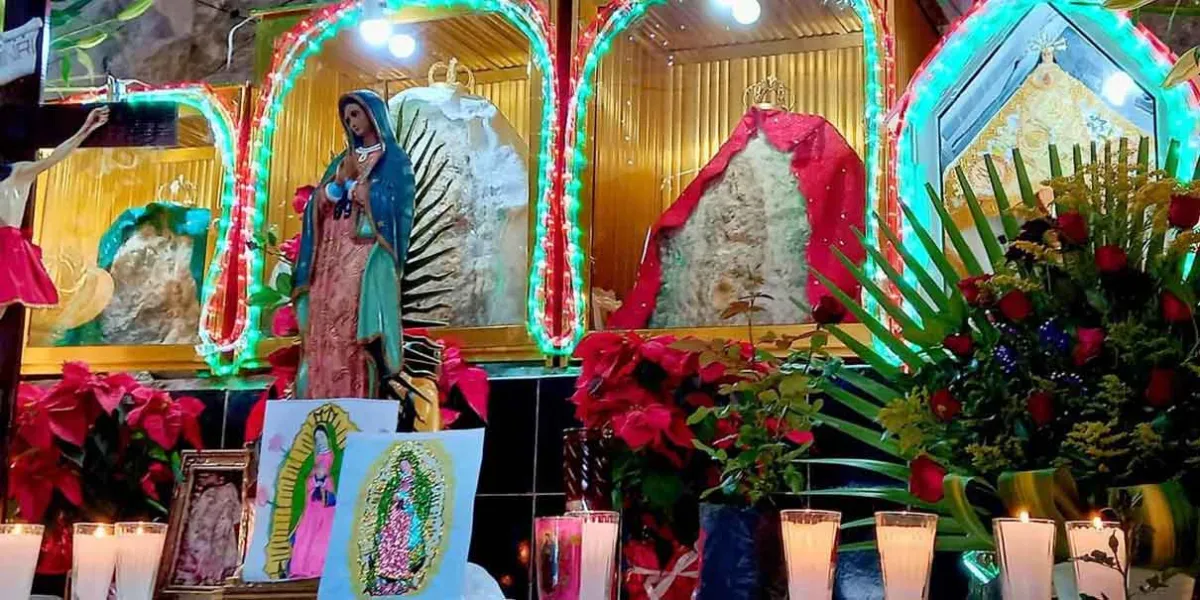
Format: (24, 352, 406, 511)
(1095, 245, 1128, 273)
(1145, 368, 1176, 407)
(812, 296, 847, 325)
(1026, 390, 1054, 426)
(271, 305, 299, 337)
(1168, 193, 1200, 230)
(1161, 291, 1194, 323)
(1057, 211, 1089, 245)
(930, 389, 961, 421)
(957, 275, 993, 306)
(909, 454, 946, 503)
(1072, 327, 1105, 366)
(997, 290, 1033, 322)
(943, 333, 974, 358)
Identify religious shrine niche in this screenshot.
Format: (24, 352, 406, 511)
(561, 0, 891, 348)
(21, 85, 242, 375)
(249, 0, 556, 361)
(892, 0, 1200, 269)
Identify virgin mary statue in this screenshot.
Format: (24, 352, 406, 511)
(293, 90, 415, 399)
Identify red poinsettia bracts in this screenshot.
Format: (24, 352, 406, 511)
(439, 342, 490, 428)
(127, 388, 205, 450)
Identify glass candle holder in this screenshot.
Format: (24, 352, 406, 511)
(567, 511, 619, 600)
(115, 523, 167, 600)
(0, 523, 45, 599)
(780, 509, 840, 600)
(563, 428, 613, 512)
(994, 513, 1055, 600)
(875, 512, 937, 600)
(72, 523, 118, 600)
(1067, 519, 1128, 600)
(535, 516, 583, 600)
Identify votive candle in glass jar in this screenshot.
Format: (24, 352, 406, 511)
(115, 522, 167, 600)
(567, 511, 619, 600)
(72, 523, 118, 600)
(780, 509, 841, 600)
(0, 523, 44, 599)
(875, 511, 937, 600)
(1067, 518, 1127, 600)
(535, 516, 583, 600)
(994, 511, 1055, 600)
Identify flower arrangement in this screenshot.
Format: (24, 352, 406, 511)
(571, 329, 826, 598)
(813, 139, 1200, 575)
(247, 185, 311, 338)
(8, 362, 204, 573)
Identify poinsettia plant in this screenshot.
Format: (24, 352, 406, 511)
(247, 185, 311, 338)
(811, 139, 1200, 572)
(8, 362, 204, 574)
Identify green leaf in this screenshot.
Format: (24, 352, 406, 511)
(856, 230, 946, 331)
(831, 367, 902, 405)
(1011, 148, 1037, 207)
(984, 154, 1020, 242)
(841, 517, 875, 531)
(686, 406, 713, 426)
(800, 486, 941, 512)
(74, 49, 95, 80)
(941, 475, 994, 547)
(1104, 0, 1156, 9)
(146, 497, 168, 515)
(925, 183, 985, 275)
(642, 471, 683, 512)
(826, 326, 902, 380)
(1164, 46, 1200, 89)
(799, 458, 909, 482)
(876, 216, 954, 314)
(60, 54, 72, 83)
(838, 540, 878, 552)
(148, 446, 168, 462)
(833, 248, 939, 347)
(899, 202, 963, 290)
(813, 271, 926, 369)
(276, 272, 294, 296)
(817, 414, 901, 457)
(249, 288, 285, 307)
(936, 536, 994, 552)
(822, 384, 882, 421)
(955, 166, 1005, 267)
(117, 0, 155, 21)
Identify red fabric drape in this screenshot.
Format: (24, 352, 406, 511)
(608, 107, 866, 329)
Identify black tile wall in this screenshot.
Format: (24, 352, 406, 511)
(478, 377, 538, 495)
(470, 495, 534, 600)
(223, 389, 262, 449)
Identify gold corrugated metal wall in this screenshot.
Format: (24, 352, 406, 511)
(588, 40, 866, 298)
(28, 146, 224, 343)
(265, 55, 376, 246)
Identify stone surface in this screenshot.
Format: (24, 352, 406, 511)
(389, 86, 530, 327)
(99, 224, 202, 345)
(651, 133, 811, 328)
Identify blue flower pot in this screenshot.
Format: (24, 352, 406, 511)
(696, 503, 787, 600)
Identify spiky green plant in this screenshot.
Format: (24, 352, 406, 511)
(804, 138, 1200, 563)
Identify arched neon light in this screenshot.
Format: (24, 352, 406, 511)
(556, 0, 895, 354)
(243, 0, 560, 355)
(60, 83, 243, 374)
(888, 0, 1200, 298)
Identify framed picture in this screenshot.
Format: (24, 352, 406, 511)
(157, 449, 252, 594)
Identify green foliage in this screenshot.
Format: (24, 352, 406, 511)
(50, 0, 157, 84)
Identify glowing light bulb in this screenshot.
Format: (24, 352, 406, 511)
(388, 33, 417, 58)
(1102, 71, 1134, 106)
(360, 19, 392, 46)
(731, 0, 761, 25)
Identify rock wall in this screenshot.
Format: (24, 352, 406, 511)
(651, 133, 811, 328)
(99, 225, 202, 345)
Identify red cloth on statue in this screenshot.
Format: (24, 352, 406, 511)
(0, 226, 59, 310)
(607, 107, 865, 329)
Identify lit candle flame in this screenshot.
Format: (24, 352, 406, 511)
(1092, 516, 1104, 530)
(1019, 511, 1030, 523)
(13, 524, 23, 535)
(95, 526, 106, 538)
(136, 526, 144, 535)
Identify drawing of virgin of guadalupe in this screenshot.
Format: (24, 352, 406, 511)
(354, 442, 448, 595)
(265, 404, 357, 579)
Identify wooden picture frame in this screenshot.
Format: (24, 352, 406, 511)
(157, 449, 253, 596)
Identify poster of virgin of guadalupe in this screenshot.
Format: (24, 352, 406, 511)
(242, 399, 400, 582)
(318, 429, 485, 599)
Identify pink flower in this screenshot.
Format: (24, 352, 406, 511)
(612, 403, 693, 467)
(279, 235, 301, 263)
(438, 343, 489, 424)
(126, 388, 205, 449)
(15, 383, 53, 450)
(293, 185, 315, 214)
(271, 305, 299, 337)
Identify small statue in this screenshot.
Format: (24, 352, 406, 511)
(0, 107, 109, 319)
(292, 91, 416, 399)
